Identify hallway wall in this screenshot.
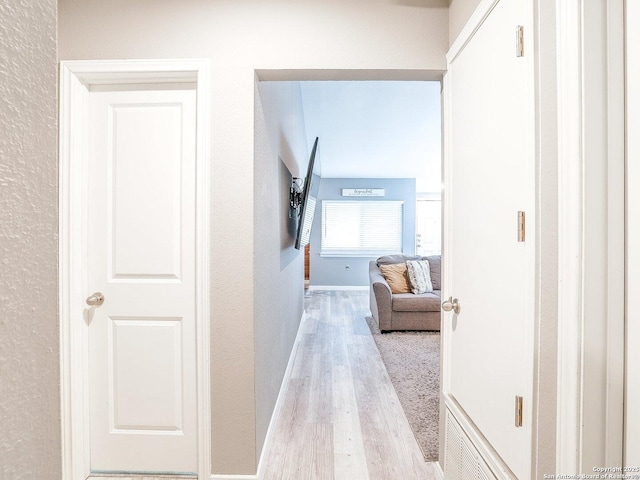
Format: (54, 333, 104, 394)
(0, 1, 61, 478)
(253, 80, 308, 461)
(58, 0, 448, 475)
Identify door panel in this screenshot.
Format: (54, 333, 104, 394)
(110, 317, 183, 430)
(87, 86, 197, 474)
(109, 103, 183, 280)
(625, 0, 640, 466)
(445, 0, 533, 478)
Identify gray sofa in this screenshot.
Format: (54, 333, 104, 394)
(369, 254, 442, 332)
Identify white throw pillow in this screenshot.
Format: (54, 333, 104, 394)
(406, 260, 434, 294)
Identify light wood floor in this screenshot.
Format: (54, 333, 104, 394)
(262, 290, 438, 480)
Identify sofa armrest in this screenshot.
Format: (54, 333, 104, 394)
(369, 261, 393, 332)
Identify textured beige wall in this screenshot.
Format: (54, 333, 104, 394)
(448, 0, 482, 46)
(58, 0, 448, 474)
(0, 1, 61, 479)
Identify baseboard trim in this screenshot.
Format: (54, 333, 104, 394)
(433, 460, 445, 480)
(210, 311, 306, 480)
(255, 310, 307, 479)
(308, 285, 368, 291)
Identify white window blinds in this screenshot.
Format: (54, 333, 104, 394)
(321, 200, 403, 255)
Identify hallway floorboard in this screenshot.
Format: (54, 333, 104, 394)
(263, 290, 438, 480)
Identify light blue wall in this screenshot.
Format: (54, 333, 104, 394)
(309, 178, 416, 286)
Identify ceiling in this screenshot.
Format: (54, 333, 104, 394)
(299, 80, 442, 193)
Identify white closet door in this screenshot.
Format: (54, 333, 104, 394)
(86, 85, 198, 474)
(444, 0, 534, 478)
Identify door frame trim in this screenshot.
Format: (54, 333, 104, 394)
(625, 0, 640, 464)
(59, 59, 211, 480)
(555, 0, 625, 472)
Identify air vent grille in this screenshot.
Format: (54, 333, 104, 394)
(444, 409, 498, 480)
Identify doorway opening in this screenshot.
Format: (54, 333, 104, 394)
(255, 74, 444, 468)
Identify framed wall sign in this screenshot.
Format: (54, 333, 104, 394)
(341, 188, 385, 197)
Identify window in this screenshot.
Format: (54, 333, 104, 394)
(415, 199, 441, 256)
(321, 200, 403, 256)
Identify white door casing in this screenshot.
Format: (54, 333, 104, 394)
(555, 0, 626, 472)
(442, 0, 535, 478)
(59, 60, 211, 480)
(625, 0, 640, 467)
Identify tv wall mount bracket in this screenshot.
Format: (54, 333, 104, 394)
(290, 177, 303, 209)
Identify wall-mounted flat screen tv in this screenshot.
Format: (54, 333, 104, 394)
(295, 137, 320, 250)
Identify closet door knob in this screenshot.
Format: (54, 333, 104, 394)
(441, 296, 460, 314)
(86, 292, 105, 307)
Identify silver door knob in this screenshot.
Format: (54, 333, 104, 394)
(86, 292, 105, 307)
(441, 296, 460, 314)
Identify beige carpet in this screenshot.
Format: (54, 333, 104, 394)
(366, 317, 441, 462)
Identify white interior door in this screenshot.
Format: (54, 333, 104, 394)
(444, 0, 533, 478)
(86, 84, 198, 474)
(625, 0, 640, 467)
